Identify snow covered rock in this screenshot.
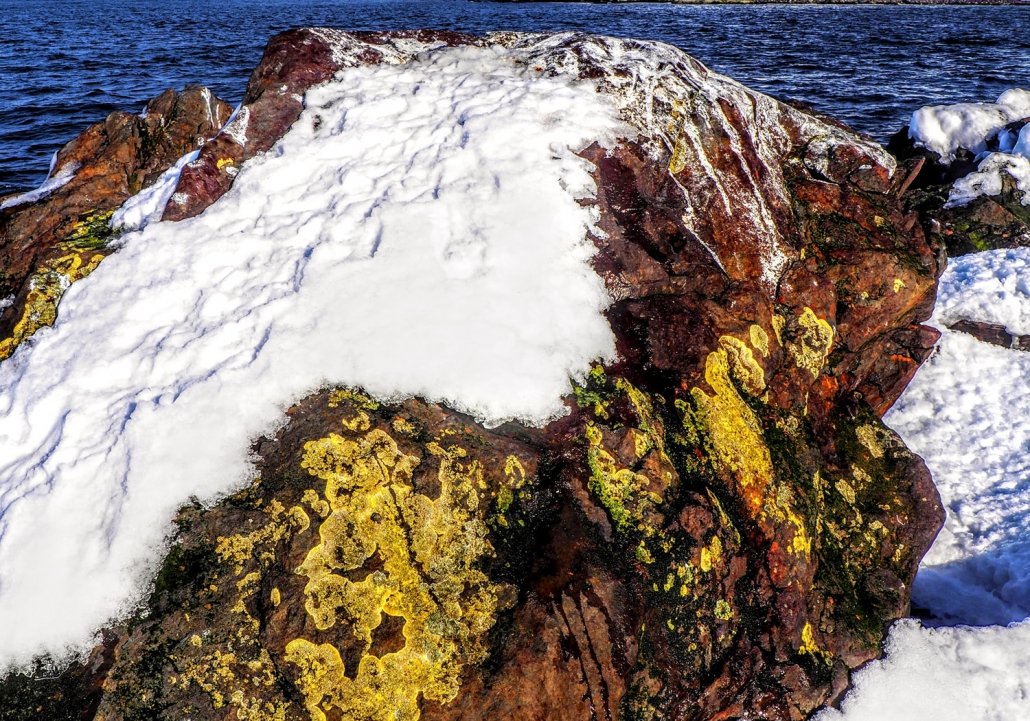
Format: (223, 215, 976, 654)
(0, 29, 944, 721)
(0, 85, 232, 360)
(889, 91, 1030, 256)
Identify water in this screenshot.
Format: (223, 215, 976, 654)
(1, 0, 1028, 196)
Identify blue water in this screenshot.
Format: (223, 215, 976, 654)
(1, 0, 1029, 196)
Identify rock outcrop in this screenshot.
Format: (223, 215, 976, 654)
(0, 86, 232, 360)
(0, 30, 944, 721)
(889, 118, 1030, 256)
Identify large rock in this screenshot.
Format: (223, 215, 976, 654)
(0, 30, 944, 721)
(0, 86, 232, 360)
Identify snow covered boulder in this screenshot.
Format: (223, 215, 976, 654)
(0, 30, 944, 721)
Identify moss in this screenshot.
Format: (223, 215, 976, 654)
(576, 372, 674, 539)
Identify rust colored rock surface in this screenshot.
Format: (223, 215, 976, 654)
(0, 85, 232, 360)
(948, 318, 1030, 351)
(0, 30, 945, 721)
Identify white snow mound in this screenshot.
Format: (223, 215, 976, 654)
(909, 88, 1030, 163)
(0, 43, 626, 667)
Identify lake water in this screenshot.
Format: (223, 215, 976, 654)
(1, 0, 1029, 195)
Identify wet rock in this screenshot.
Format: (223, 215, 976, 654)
(0, 85, 232, 360)
(0, 30, 945, 721)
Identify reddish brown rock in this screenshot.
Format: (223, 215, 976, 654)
(0, 85, 232, 359)
(0, 30, 945, 721)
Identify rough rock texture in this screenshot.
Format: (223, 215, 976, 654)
(889, 121, 1030, 256)
(947, 318, 1030, 351)
(0, 30, 945, 721)
(0, 86, 232, 360)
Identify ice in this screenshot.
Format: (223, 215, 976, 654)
(0, 43, 625, 667)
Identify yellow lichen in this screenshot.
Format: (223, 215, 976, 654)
(215, 501, 309, 575)
(893, 278, 906, 293)
(495, 454, 531, 526)
(799, 621, 832, 665)
(749, 324, 770, 357)
(851, 465, 872, 487)
(835, 478, 857, 505)
(771, 314, 786, 347)
(714, 600, 733, 621)
(287, 427, 509, 721)
(719, 336, 766, 396)
(699, 535, 722, 573)
(0, 250, 105, 361)
(302, 488, 330, 518)
(391, 416, 417, 436)
(855, 425, 885, 459)
(787, 307, 834, 379)
(687, 344, 774, 518)
(327, 388, 379, 411)
(340, 410, 371, 432)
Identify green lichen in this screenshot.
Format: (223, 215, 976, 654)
(0, 210, 116, 361)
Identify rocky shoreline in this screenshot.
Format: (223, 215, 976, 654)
(0, 27, 974, 721)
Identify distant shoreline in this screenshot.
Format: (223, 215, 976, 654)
(486, 1, 1025, 5)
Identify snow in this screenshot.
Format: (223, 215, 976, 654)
(908, 88, 1030, 208)
(817, 620, 1030, 721)
(0, 43, 625, 667)
(817, 248, 1030, 720)
(219, 104, 249, 147)
(947, 152, 1030, 209)
(909, 88, 1030, 163)
(0, 161, 78, 210)
(110, 150, 199, 231)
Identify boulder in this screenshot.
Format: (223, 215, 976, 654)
(0, 85, 232, 360)
(0, 30, 944, 721)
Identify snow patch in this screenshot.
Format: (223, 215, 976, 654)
(909, 88, 1030, 163)
(947, 152, 1030, 209)
(219, 105, 250, 146)
(0, 42, 625, 667)
(0, 162, 79, 210)
(110, 150, 200, 231)
(817, 620, 1030, 721)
